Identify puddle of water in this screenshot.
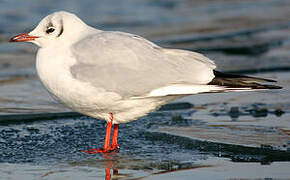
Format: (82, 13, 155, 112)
(147, 157, 290, 180)
(1, 156, 290, 179)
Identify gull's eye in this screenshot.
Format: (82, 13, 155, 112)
(46, 27, 55, 34)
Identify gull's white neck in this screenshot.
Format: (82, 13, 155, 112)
(36, 44, 74, 99)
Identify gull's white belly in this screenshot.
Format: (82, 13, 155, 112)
(36, 48, 172, 123)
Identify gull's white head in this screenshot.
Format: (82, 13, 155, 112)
(10, 11, 90, 47)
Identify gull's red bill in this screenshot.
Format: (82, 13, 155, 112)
(9, 33, 39, 42)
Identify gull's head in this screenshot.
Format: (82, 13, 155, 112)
(10, 11, 88, 47)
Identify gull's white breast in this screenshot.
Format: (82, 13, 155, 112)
(35, 46, 171, 123)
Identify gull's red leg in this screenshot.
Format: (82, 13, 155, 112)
(111, 124, 119, 150)
(82, 113, 114, 153)
(103, 114, 113, 151)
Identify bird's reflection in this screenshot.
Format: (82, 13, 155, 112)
(103, 152, 119, 180)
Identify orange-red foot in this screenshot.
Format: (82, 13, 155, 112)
(82, 148, 108, 154)
(82, 146, 119, 154)
(111, 143, 119, 150)
(82, 113, 120, 154)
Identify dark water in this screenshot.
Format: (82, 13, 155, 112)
(1, 106, 287, 164)
(0, 0, 290, 179)
(0, 102, 289, 179)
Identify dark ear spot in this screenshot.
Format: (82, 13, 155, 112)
(57, 26, 63, 37)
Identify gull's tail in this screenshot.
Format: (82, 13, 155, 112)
(208, 70, 282, 91)
(141, 70, 282, 98)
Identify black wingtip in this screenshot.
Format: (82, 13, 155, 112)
(210, 70, 282, 90)
(213, 70, 277, 83)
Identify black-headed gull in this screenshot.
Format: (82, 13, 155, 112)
(10, 11, 281, 153)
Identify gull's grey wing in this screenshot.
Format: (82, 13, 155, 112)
(70, 31, 216, 98)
